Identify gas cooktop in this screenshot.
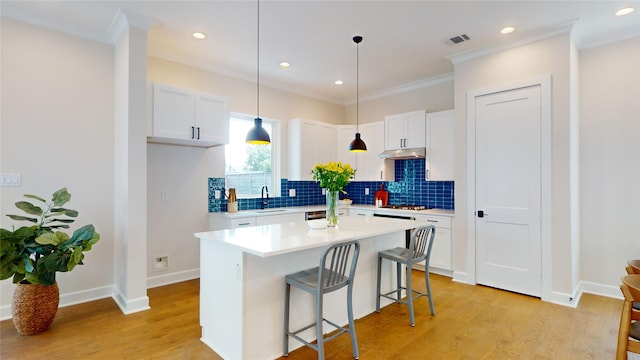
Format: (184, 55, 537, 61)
(379, 205, 432, 211)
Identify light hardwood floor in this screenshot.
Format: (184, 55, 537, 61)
(1, 272, 622, 359)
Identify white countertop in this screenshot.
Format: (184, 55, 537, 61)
(195, 215, 422, 257)
(209, 204, 454, 219)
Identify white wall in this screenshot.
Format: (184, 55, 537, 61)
(452, 33, 578, 298)
(1, 19, 115, 309)
(146, 57, 345, 286)
(579, 37, 640, 289)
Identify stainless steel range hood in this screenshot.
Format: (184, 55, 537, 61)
(378, 147, 427, 159)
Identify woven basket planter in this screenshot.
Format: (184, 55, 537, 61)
(12, 282, 59, 335)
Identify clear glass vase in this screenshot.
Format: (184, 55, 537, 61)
(326, 190, 339, 227)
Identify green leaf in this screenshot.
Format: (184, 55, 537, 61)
(49, 208, 78, 218)
(83, 233, 100, 251)
(37, 231, 69, 247)
(5, 214, 38, 223)
(69, 247, 83, 271)
(68, 225, 96, 245)
(24, 194, 47, 203)
(48, 218, 76, 224)
(52, 188, 71, 207)
(14, 201, 43, 216)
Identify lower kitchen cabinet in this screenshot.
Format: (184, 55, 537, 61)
(414, 214, 452, 274)
(209, 212, 305, 230)
(256, 213, 304, 225)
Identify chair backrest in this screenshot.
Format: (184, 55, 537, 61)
(318, 240, 360, 292)
(617, 276, 640, 359)
(408, 225, 436, 262)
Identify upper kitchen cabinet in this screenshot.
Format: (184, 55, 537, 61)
(425, 110, 454, 181)
(289, 118, 336, 180)
(357, 121, 393, 181)
(148, 83, 229, 147)
(384, 110, 426, 151)
(336, 125, 357, 168)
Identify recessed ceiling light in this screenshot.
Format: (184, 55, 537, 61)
(500, 26, 515, 34)
(616, 7, 635, 16)
(280, 61, 290, 68)
(334, 80, 344, 85)
(192, 32, 206, 40)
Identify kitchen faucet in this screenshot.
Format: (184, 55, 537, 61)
(261, 186, 269, 209)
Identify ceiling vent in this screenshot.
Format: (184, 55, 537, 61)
(447, 33, 470, 46)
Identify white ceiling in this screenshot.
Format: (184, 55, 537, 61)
(2, 1, 639, 103)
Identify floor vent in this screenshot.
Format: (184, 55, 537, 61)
(447, 33, 470, 45)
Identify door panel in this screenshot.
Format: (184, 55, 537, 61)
(475, 85, 541, 297)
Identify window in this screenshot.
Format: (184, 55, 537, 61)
(225, 113, 280, 198)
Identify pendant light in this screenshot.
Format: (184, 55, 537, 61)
(246, 0, 270, 145)
(349, 35, 367, 152)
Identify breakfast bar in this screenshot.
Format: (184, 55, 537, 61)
(195, 215, 421, 360)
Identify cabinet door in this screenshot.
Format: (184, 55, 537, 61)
(384, 113, 406, 150)
(289, 119, 336, 180)
(230, 218, 256, 228)
(429, 227, 452, 270)
(404, 110, 426, 148)
(153, 83, 195, 140)
(357, 121, 390, 181)
(336, 125, 357, 169)
(196, 92, 229, 145)
(426, 110, 454, 180)
(256, 213, 304, 225)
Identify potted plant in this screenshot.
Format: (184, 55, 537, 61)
(0, 187, 100, 335)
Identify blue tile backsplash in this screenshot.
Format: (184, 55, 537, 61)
(208, 158, 454, 212)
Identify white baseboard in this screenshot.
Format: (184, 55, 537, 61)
(147, 268, 200, 289)
(578, 280, 623, 300)
(1, 269, 201, 321)
(0, 284, 113, 321)
(452, 270, 471, 284)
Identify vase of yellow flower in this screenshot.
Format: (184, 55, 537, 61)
(311, 161, 356, 227)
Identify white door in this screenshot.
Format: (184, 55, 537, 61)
(475, 85, 542, 297)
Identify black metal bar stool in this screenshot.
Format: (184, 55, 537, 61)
(375, 225, 436, 326)
(283, 239, 360, 360)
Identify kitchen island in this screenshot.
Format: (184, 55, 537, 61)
(195, 215, 421, 360)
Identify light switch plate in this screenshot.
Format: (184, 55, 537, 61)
(289, 189, 296, 197)
(0, 173, 21, 187)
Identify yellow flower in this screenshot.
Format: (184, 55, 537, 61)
(310, 161, 356, 194)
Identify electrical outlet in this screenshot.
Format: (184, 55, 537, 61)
(161, 191, 169, 201)
(321, 188, 326, 195)
(365, 188, 369, 195)
(289, 189, 296, 197)
(154, 256, 169, 271)
(215, 190, 221, 199)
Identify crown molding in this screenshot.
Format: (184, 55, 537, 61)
(108, 9, 158, 43)
(344, 73, 454, 105)
(447, 19, 578, 65)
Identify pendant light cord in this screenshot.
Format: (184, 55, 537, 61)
(256, 0, 260, 118)
(356, 38, 359, 132)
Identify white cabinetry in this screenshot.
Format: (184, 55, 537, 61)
(149, 83, 229, 147)
(414, 214, 452, 274)
(348, 208, 374, 217)
(384, 110, 426, 150)
(336, 125, 357, 168)
(209, 212, 305, 230)
(289, 118, 336, 180)
(336, 122, 392, 181)
(426, 110, 454, 181)
(256, 213, 304, 225)
(357, 122, 393, 181)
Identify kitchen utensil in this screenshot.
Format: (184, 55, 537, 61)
(375, 184, 388, 206)
(226, 188, 237, 202)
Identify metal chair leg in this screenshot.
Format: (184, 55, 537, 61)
(406, 265, 415, 326)
(283, 283, 291, 356)
(376, 255, 382, 312)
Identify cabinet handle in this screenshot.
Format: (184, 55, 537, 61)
(191, 126, 195, 139)
(399, 139, 403, 148)
(427, 219, 439, 223)
(238, 222, 251, 226)
(197, 127, 201, 140)
(380, 171, 383, 180)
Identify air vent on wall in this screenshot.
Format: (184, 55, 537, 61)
(447, 33, 470, 45)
